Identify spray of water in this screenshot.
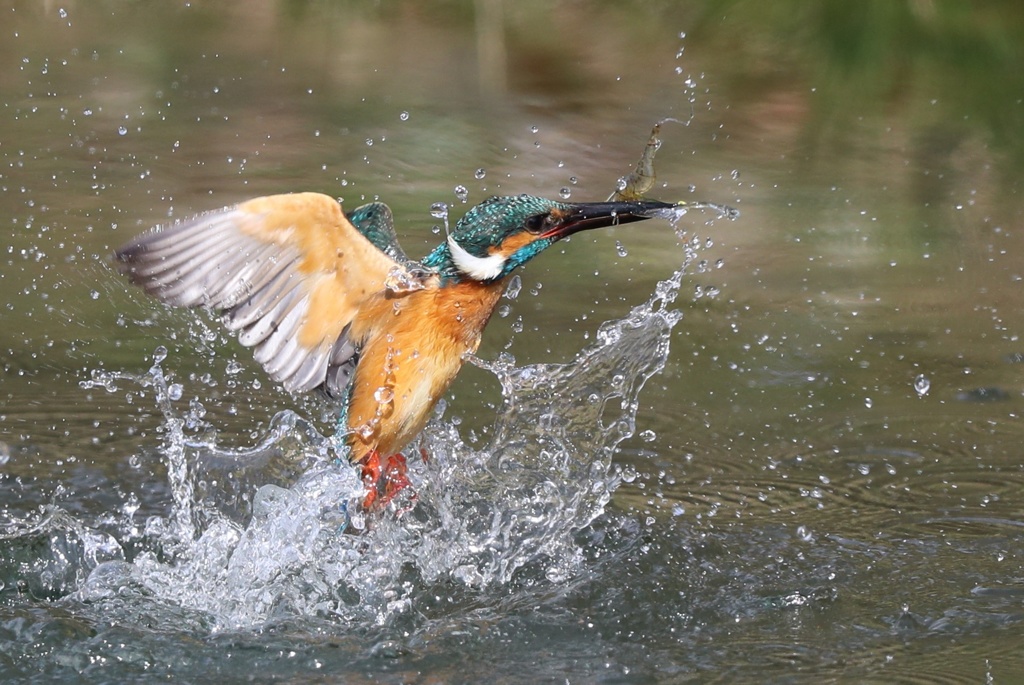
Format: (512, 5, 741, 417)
(42, 234, 711, 631)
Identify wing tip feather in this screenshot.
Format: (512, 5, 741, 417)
(113, 197, 380, 397)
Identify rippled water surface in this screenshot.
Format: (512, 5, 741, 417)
(3, 2, 1024, 683)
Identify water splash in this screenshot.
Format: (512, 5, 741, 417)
(641, 200, 739, 225)
(80, 347, 199, 553)
(0, 508, 123, 600)
(51, 239, 707, 631)
(436, 265, 688, 586)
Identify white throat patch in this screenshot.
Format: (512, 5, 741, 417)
(447, 234, 507, 281)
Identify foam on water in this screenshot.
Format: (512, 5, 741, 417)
(26, 237, 707, 631)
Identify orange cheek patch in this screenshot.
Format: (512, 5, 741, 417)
(494, 231, 538, 258)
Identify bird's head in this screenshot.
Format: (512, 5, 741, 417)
(424, 194, 676, 283)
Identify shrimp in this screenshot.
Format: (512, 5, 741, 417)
(609, 119, 739, 223)
(608, 122, 664, 202)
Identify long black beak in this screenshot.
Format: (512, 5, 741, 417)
(542, 199, 678, 240)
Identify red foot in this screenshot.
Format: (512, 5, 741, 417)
(359, 451, 414, 510)
(383, 453, 411, 501)
(360, 450, 383, 509)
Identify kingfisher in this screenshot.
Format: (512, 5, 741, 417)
(115, 192, 676, 508)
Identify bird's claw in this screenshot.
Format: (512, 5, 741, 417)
(360, 450, 415, 511)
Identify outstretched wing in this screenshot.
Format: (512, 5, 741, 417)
(116, 192, 404, 396)
(346, 202, 411, 263)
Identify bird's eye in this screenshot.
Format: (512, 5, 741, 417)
(524, 213, 549, 233)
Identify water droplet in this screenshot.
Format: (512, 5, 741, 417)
(914, 374, 931, 396)
(497, 304, 511, 318)
(167, 383, 183, 401)
(569, 176, 578, 185)
(615, 241, 628, 258)
(615, 177, 628, 192)
(715, 258, 725, 269)
(559, 187, 571, 199)
(474, 168, 486, 180)
(730, 169, 740, 180)
(384, 265, 426, 296)
(153, 346, 168, 364)
(355, 421, 377, 441)
(672, 503, 685, 516)
(510, 316, 523, 333)
(89, 289, 100, 300)
(429, 202, 448, 220)
(117, 125, 128, 136)
(454, 185, 469, 203)
(639, 429, 656, 442)
(864, 397, 873, 409)
(374, 386, 394, 405)
(365, 138, 374, 146)
(529, 125, 539, 134)
(796, 525, 814, 542)
(505, 274, 522, 299)
(399, 111, 410, 121)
